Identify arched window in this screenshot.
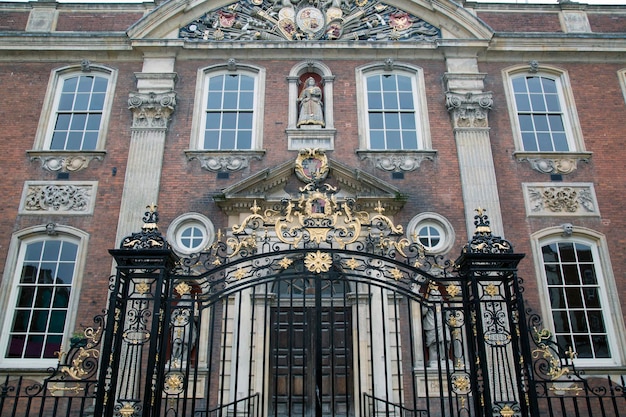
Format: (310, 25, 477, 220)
(504, 65, 585, 154)
(0, 225, 89, 368)
(33, 64, 117, 152)
(532, 227, 625, 366)
(191, 63, 265, 151)
(356, 62, 431, 151)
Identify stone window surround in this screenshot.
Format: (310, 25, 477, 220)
(503, 64, 591, 175)
(0, 225, 89, 369)
(186, 61, 266, 172)
(406, 212, 455, 255)
(166, 212, 216, 256)
(530, 227, 626, 368)
(28, 64, 117, 173)
(355, 60, 435, 173)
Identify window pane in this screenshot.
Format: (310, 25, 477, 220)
(541, 77, 557, 94)
(384, 113, 400, 129)
(545, 94, 561, 112)
(398, 92, 414, 110)
(239, 92, 254, 109)
(207, 92, 222, 109)
(592, 335, 611, 358)
(224, 74, 239, 90)
(62, 77, 78, 93)
(565, 287, 583, 308)
(515, 94, 530, 112)
(93, 76, 108, 93)
(573, 335, 592, 358)
(90, 93, 106, 111)
(24, 335, 44, 358)
(77, 76, 94, 92)
(587, 310, 606, 333)
(369, 113, 383, 129)
(553, 310, 570, 332)
(549, 287, 565, 309)
(238, 131, 252, 149)
(537, 133, 552, 151)
(530, 94, 546, 112)
(527, 77, 542, 93)
(240, 75, 254, 90)
(74, 93, 90, 111)
(569, 310, 588, 332)
(58, 93, 75, 111)
(206, 112, 221, 129)
(544, 264, 562, 285)
(223, 92, 238, 109)
(70, 114, 87, 130)
(559, 243, 576, 262)
(34, 287, 53, 308)
(16, 287, 35, 308)
(521, 133, 537, 151)
(533, 115, 549, 131)
(222, 112, 237, 129)
(381, 74, 396, 91)
(386, 131, 401, 149)
(370, 130, 385, 149)
(204, 131, 219, 149)
(221, 130, 236, 149)
(366, 75, 381, 92)
(402, 131, 418, 150)
(66, 132, 83, 150)
(50, 132, 68, 150)
(239, 112, 253, 129)
(383, 92, 398, 109)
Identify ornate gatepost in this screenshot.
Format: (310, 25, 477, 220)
(456, 209, 535, 417)
(94, 206, 178, 417)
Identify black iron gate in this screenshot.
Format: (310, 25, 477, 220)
(1, 201, 625, 417)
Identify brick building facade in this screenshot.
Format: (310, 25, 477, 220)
(0, 0, 625, 415)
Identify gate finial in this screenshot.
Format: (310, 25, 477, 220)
(120, 203, 170, 250)
(463, 208, 513, 254)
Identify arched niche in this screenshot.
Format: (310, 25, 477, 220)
(287, 60, 335, 150)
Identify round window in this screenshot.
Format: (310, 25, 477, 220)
(407, 213, 455, 255)
(167, 213, 215, 255)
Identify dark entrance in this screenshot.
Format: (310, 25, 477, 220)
(270, 275, 353, 417)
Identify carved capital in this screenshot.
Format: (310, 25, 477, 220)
(357, 150, 437, 172)
(445, 91, 493, 129)
(128, 91, 177, 129)
(28, 151, 105, 173)
(185, 150, 264, 172)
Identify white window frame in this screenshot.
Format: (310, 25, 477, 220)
(33, 64, 117, 152)
(356, 62, 431, 151)
(190, 64, 265, 151)
(0, 225, 89, 369)
(504, 65, 585, 155)
(531, 227, 625, 368)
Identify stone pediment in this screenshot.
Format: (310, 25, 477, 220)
(127, 0, 493, 41)
(213, 152, 405, 215)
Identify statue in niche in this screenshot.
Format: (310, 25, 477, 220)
(422, 284, 449, 367)
(297, 77, 325, 128)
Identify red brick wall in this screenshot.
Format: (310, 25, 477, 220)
(477, 11, 562, 32)
(56, 12, 145, 32)
(588, 13, 626, 33)
(0, 11, 28, 31)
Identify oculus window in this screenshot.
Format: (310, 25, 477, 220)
(167, 213, 215, 255)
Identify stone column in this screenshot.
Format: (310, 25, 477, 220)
(445, 87, 504, 238)
(114, 63, 177, 244)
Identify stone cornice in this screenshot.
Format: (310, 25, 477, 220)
(128, 91, 177, 130)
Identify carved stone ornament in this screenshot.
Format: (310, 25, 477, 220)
(21, 181, 97, 215)
(28, 151, 105, 173)
(525, 157, 580, 175)
(128, 91, 177, 129)
(185, 150, 264, 172)
(523, 183, 599, 217)
(179, 0, 440, 42)
(445, 92, 493, 129)
(358, 150, 436, 172)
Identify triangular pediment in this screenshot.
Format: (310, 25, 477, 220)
(213, 156, 406, 215)
(128, 0, 492, 41)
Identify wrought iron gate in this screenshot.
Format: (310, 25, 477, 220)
(1, 183, 625, 417)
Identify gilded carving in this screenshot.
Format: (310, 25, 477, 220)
(128, 91, 177, 129)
